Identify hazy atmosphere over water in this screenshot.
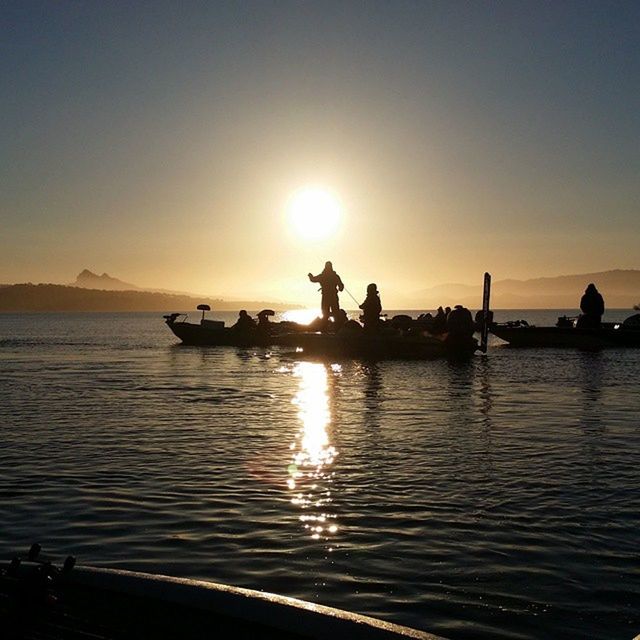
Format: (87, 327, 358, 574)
(2, 1, 640, 304)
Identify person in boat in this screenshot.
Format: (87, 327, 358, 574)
(339, 318, 363, 335)
(446, 305, 475, 340)
(334, 308, 349, 330)
(431, 306, 447, 334)
(577, 283, 605, 328)
(257, 309, 273, 325)
(232, 310, 257, 332)
(417, 312, 434, 331)
(256, 309, 275, 334)
(308, 261, 344, 324)
(359, 283, 382, 332)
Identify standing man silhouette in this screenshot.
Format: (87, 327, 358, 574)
(308, 261, 344, 323)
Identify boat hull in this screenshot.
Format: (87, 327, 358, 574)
(165, 319, 306, 347)
(279, 331, 478, 360)
(2, 562, 441, 639)
(166, 319, 478, 358)
(167, 320, 268, 346)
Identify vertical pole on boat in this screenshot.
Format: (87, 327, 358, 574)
(480, 272, 491, 353)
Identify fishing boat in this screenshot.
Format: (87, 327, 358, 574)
(1, 545, 441, 639)
(164, 273, 494, 358)
(165, 308, 479, 359)
(164, 305, 304, 347)
(490, 314, 640, 348)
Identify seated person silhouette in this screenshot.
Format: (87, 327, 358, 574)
(577, 283, 605, 328)
(431, 306, 447, 334)
(257, 309, 275, 332)
(233, 310, 257, 332)
(446, 305, 475, 340)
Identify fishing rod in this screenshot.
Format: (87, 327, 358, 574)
(342, 285, 360, 307)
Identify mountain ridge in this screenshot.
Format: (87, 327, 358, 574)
(73, 269, 140, 291)
(411, 269, 640, 309)
(69, 268, 270, 301)
(0, 284, 297, 313)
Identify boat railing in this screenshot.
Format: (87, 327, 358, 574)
(163, 312, 188, 325)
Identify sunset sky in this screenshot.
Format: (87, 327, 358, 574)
(2, 1, 639, 305)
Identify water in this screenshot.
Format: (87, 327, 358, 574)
(1, 310, 639, 639)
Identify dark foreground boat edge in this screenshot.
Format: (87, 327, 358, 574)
(2, 560, 444, 639)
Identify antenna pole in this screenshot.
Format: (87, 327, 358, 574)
(480, 272, 491, 353)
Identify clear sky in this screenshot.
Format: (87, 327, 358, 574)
(2, 1, 639, 305)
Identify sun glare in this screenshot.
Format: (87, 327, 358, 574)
(287, 187, 342, 241)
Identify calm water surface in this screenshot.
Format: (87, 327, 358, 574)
(1, 311, 639, 639)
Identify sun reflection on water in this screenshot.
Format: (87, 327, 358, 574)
(281, 308, 321, 326)
(288, 362, 339, 541)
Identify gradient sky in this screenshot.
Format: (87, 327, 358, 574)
(2, 1, 639, 305)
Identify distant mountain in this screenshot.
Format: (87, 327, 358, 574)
(72, 269, 140, 291)
(0, 284, 296, 313)
(412, 269, 640, 309)
(71, 269, 213, 297)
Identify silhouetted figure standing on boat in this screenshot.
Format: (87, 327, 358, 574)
(359, 283, 382, 332)
(308, 261, 344, 323)
(577, 283, 605, 328)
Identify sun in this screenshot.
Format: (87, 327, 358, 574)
(287, 187, 342, 241)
